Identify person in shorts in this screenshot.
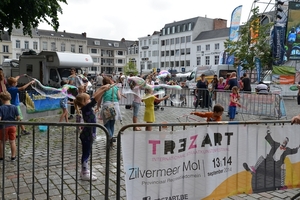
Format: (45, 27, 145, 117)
(0, 91, 20, 161)
(7, 76, 35, 135)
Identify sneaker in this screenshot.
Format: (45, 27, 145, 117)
(21, 130, 31, 135)
(11, 157, 16, 161)
(68, 115, 74, 120)
(80, 171, 97, 181)
(80, 170, 96, 177)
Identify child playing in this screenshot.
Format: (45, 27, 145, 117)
(73, 84, 110, 181)
(228, 86, 241, 121)
(7, 76, 35, 135)
(59, 80, 69, 122)
(0, 91, 20, 161)
(142, 88, 169, 131)
(191, 104, 224, 122)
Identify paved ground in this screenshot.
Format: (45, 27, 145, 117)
(0, 97, 300, 199)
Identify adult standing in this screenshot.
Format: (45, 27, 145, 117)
(130, 80, 141, 131)
(195, 74, 209, 109)
(96, 73, 103, 87)
(98, 76, 122, 145)
(241, 73, 252, 92)
(224, 72, 238, 90)
(68, 68, 83, 120)
(0, 69, 7, 106)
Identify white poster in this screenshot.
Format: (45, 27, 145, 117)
(121, 124, 300, 200)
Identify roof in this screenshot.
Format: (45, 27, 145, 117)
(37, 29, 87, 40)
(163, 17, 199, 30)
(194, 28, 230, 41)
(86, 37, 135, 49)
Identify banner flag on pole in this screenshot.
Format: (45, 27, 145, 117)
(226, 5, 242, 64)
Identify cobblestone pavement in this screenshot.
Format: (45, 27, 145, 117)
(0, 97, 300, 199)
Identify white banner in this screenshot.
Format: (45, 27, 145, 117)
(121, 124, 300, 200)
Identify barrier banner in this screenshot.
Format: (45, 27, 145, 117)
(121, 124, 300, 200)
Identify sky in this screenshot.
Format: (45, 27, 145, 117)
(38, 0, 275, 41)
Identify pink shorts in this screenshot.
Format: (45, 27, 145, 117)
(0, 126, 17, 141)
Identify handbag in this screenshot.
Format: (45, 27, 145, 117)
(103, 87, 116, 120)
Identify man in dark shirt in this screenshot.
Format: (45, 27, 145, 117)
(241, 73, 252, 92)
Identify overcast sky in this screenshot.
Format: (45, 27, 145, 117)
(38, 0, 275, 41)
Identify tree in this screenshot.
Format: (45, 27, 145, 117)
(123, 60, 138, 76)
(224, 7, 274, 81)
(0, 0, 67, 38)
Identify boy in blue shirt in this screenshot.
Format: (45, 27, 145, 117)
(7, 76, 35, 135)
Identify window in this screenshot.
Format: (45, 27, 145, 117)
(206, 44, 210, 51)
(175, 61, 179, 67)
(181, 49, 185, 55)
(79, 45, 83, 53)
(170, 38, 174, 45)
(117, 59, 123, 64)
(170, 61, 174, 67)
(181, 37, 185, 43)
(171, 50, 174, 56)
(175, 38, 179, 44)
(33, 42, 38, 50)
(186, 48, 190, 55)
(114, 43, 119, 47)
(152, 50, 158, 57)
(205, 56, 210, 65)
(144, 40, 147, 46)
(43, 42, 47, 50)
(165, 62, 169, 68)
(186, 36, 191, 43)
(166, 51, 169, 56)
(16, 40, 20, 48)
(180, 60, 185, 67)
(188, 23, 192, 31)
(183, 24, 186, 31)
(214, 55, 219, 65)
(153, 39, 158, 45)
(162, 28, 166, 35)
(186, 60, 190, 67)
(2, 45, 8, 53)
(161, 62, 164, 68)
(61, 43, 65, 52)
(161, 40, 165, 46)
(149, 39, 151, 45)
(166, 39, 169, 45)
(71, 44, 75, 53)
(25, 41, 29, 49)
(175, 49, 179, 56)
(117, 51, 123, 55)
(91, 49, 97, 54)
(148, 51, 151, 57)
(94, 40, 100, 45)
(51, 42, 56, 51)
(144, 51, 146, 57)
(92, 57, 98, 62)
(16, 53, 20, 59)
(177, 25, 180, 33)
(167, 27, 170, 34)
(197, 57, 201, 65)
(161, 51, 165, 57)
(172, 26, 175, 33)
(197, 45, 201, 52)
(215, 43, 220, 50)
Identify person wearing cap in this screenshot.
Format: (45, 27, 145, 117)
(195, 74, 209, 109)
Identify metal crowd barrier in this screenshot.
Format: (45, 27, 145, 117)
(214, 90, 285, 119)
(0, 121, 111, 200)
(115, 120, 298, 200)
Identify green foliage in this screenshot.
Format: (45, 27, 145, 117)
(0, 0, 67, 38)
(224, 7, 274, 71)
(124, 61, 138, 76)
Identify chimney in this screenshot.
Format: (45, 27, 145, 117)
(213, 18, 227, 30)
(82, 32, 86, 37)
